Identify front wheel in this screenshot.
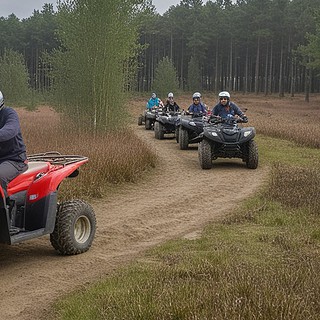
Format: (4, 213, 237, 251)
(246, 140, 259, 169)
(145, 119, 151, 130)
(179, 127, 189, 150)
(154, 121, 164, 140)
(175, 127, 179, 143)
(138, 115, 143, 125)
(50, 200, 96, 255)
(198, 139, 212, 169)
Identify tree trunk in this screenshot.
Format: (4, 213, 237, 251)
(304, 65, 310, 102)
(268, 41, 273, 94)
(214, 38, 219, 93)
(290, 55, 296, 97)
(244, 45, 249, 94)
(229, 38, 233, 90)
(264, 42, 269, 96)
(279, 39, 284, 97)
(254, 36, 260, 95)
(180, 37, 184, 90)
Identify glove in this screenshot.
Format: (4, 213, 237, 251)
(241, 116, 248, 123)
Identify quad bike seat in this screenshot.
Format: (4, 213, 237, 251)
(8, 161, 50, 195)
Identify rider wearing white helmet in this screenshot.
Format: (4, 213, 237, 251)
(188, 92, 206, 114)
(164, 92, 180, 113)
(211, 91, 246, 119)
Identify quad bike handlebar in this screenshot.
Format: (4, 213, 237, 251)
(209, 115, 248, 124)
(181, 111, 205, 117)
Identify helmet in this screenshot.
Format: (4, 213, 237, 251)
(192, 92, 201, 99)
(218, 91, 230, 99)
(168, 92, 174, 98)
(151, 92, 157, 99)
(0, 91, 4, 108)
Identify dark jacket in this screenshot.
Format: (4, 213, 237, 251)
(188, 102, 207, 114)
(212, 101, 244, 118)
(163, 101, 180, 113)
(0, 106, 27, 163)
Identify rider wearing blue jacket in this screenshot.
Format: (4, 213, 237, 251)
(146, 93, 163, 110)
(188, 92, 207, 114)
(212, 91, 246, 118)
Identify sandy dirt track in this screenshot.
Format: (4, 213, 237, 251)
(0, 109, 267, 319)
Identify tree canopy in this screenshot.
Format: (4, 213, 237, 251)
(1, 0, 320, 108)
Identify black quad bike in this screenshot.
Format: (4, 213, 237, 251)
(198, 115, 258, 169)
(154, 111, 181, 140)
(176, 112, 207, 149)
(138, 107, 163, 130)
(0, 152, 96, 255)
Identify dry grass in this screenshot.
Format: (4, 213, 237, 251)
(16, 93, 320, 201)
(46, 94, 320, 320)
(17, 105, 157, 200)
(267, 163, 320, 212)
(132, 92, 320, 148)
(234, 93, 320, 148)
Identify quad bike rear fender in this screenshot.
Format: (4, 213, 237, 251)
(0, 154, 88, 244)
(25, 158, 88, 204)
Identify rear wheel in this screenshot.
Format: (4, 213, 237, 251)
(179, 127, 189, 150)
(50, 200, 96, 255)
(198, 139, 212, 169)
(246, 140, 259, 169)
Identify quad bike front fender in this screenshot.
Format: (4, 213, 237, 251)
(203, 126, 255, 144)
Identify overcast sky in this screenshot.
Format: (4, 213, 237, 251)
(1, 0, 209, 19)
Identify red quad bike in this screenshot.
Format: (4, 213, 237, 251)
(0, 152, 96, 255)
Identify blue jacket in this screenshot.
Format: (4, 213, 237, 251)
(188, 102, 206, 114)
(212, 101, 244, 118)
(0, 106, 27, 163)
(147, 97, 161, 110)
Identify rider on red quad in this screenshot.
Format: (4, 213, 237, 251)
(0, 91, 28, 199)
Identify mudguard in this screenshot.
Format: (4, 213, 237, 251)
(203, 125, 255, 144)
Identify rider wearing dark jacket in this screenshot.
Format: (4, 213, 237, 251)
(0, 91, 28, 197)
(163, 92, 180, 113)
(188, 92, 207, 114)
(212, 91, 245, 118)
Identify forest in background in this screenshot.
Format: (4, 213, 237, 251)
(1, 0, 320, 94)
(1, 0, 320, 129)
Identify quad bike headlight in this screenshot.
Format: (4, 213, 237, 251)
(189, 121, 196, 126)
(211, 132, 218, 137)
(244, 130, 252, 137)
